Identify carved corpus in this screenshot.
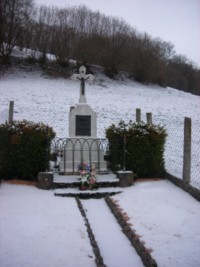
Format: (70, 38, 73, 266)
(71, 65, 94, 103)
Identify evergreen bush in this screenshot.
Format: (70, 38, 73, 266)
(0, 120, 55, 180)
(106, 120, 167, 178)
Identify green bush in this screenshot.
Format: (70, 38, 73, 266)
(0, 120, 55, 180)
(106, 120, 167, 178)
(25, 56, 38, 65)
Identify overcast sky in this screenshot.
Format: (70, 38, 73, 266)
(36, 0, 200, 67)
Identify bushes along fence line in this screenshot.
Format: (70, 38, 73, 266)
(0, 120, 55, 180)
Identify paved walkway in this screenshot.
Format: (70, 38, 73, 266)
(81, 199, 144, 267)
(54, 172, 145, 266)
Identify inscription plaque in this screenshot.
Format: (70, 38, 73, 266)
(76, 115, 91, 136)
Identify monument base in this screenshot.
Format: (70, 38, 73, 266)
(69, 103, 97, 138)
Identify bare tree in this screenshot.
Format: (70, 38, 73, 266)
(0, 1, 198, 94)
(49, 7, 75, 63)
(0, 0, 34, 63)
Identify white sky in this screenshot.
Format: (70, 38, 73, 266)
(36, 0, 200, 67)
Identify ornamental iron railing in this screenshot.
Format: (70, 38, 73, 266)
(50, 138, 110, 174)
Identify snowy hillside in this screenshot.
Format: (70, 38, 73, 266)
(0, 67, 200, 187)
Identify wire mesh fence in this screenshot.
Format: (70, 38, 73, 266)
(1, 101, 200, 190)
(191, 122, 200, 190)
(165, 119, 200, 190)
(164, 122, 184, 180)
(0, 101, 68, 138)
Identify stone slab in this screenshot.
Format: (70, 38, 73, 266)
(38, 172, 53, 190)
(117, 171, 134, 187)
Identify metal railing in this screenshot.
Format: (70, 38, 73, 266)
(50, 138, 109, 174)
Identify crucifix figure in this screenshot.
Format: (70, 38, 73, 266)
(71, 65, 94, 103)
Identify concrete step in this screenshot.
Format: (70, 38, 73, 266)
(53, 172, 119, 189)
(54, 187, 123, 199)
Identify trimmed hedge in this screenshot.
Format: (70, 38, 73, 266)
(106, 120, 167, 178)
(0, 120, 55, 180)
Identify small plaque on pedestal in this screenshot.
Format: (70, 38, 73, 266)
(76, 115, 91, 136)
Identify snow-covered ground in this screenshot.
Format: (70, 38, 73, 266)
(0, 183, 96, 267)
(112, 180, 200, 267)
(82, 199, 144, 267)
(0, 68, 199, 188)
(1, 181, 200, 267)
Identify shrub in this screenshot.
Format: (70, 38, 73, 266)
(104, 65, 118, 79)
(0, 120, 55, 180)
(106, 120, 167, 178)
(25, 56, 38, 65)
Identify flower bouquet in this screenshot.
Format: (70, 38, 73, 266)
(78, 162, 97, 190)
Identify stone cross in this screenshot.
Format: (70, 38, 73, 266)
(71, 65, 94, 103)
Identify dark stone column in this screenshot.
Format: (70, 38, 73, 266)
(117, 171, 134, 187)
(38, 172, 53, 190)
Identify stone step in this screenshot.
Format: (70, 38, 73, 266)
(53, 173, 119, 189)
(54, 187, 123, 199)
(54, 180, 119, 189)
(38, 171, 134, 190)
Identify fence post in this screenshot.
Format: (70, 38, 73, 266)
(146, 113, 152, 125)
(136, 108, 141, 123)
(183, 117, 191, 184)
(8, 101, 14, 123)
